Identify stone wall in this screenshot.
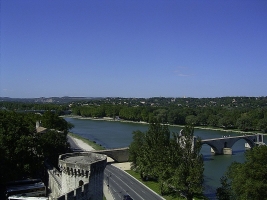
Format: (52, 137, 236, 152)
(56, 183, 93, 200)
(93, 147, 129, 162)
(45, 162, 62, 198)
(46, 152, 107, 200)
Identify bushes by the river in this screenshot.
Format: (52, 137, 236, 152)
(71, 103, 267, 133)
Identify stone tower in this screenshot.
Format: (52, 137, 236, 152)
(58, 152, 107, 200)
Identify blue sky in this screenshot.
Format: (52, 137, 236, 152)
(1, 0, 266, 98)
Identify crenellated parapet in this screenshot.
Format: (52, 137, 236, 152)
(47, 152, 107, 200)
(60, 167, 90, 178)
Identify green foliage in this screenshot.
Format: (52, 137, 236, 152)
(257, 118, 267, 133)
(129, 130, 145, 168)
(68, 97, 267, 133)
(216, 176, 233, 200)
(129, 123, 204, 199)
(169, 126, 204, 200)
(0, 111, 71, 183)
(226, 146, 267, 200)
(236, 114, 253, 131)
(0, 111, 39, 182)
(0, 101, 69, 115)
(38, 130, 70, 166)
(41, 111, 73, 131)
(126, 170, 186, 200)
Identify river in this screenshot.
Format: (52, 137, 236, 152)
(64, 117, 266, 198)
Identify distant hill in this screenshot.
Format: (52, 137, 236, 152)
(0, 97, 104, 104)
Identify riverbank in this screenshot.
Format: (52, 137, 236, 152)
(64, 115, 259, 135)
(68, 133, 132, 169)
(65, 117, 261, 199)
(68, 132, 105, 150)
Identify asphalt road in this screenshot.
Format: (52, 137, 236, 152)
(105, 165, 164, 200)
(68, 135, 164, 200)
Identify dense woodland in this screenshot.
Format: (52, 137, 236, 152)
(0, 111, 72, 184)
(1, 96, 267, 132)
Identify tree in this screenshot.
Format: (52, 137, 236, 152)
(185, 115, 198, 125)
(257, 118, 267, 133)
(0, 111, 71, 183)
(167, 108, 185, 125)
(218, 116, 235, 129)
(169, 126, 204, 200)
(129, 122, 171, 194)
(227, 145, 267, 200)
(236, 115, 253, 131)
(38, 130, 70, 166)
(129, 123, 204, 199)
(41, 111, 73, 132)
(0, 112, 40, 183)
(129, 130, 145, 169)
(216, 176, 233, 200)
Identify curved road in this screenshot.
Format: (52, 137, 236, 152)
(68, 135, 164, 200)
(105, 165, 164, 200)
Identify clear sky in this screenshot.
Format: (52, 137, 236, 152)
(0, 0, 266, 98)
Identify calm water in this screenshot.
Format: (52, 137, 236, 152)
(65, 117, 266, 197)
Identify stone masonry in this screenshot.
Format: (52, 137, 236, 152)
(47, 152, 107, 200)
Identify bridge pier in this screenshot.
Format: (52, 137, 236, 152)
(223, 148, 232, 155)
(210, 147, 232, 155)
(203, 134, 265, 155)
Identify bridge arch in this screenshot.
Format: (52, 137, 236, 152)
(201, 141, 220, 154)
(201, 134, 263, 155)
(224, 142, 227, 148)
(228, 137, 255, 149)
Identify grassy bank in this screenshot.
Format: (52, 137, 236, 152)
(126, 170, 206, 200)
(68, 132, 105, 150)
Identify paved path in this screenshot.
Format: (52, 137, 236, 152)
(103, 180, 114, 200)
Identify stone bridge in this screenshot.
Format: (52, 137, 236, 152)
(92, 147, 129, 162)
(201, 134, 264, 155)
(82, 134, 264, 160)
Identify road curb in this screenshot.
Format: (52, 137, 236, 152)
(117, 167, 165, 200)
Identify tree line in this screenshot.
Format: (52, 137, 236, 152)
(0, 111, 72, 184)
(71, 104, 267, 132)
(0, 101, 70, 115)
(1, 97, 267, 132)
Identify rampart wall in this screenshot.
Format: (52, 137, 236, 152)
(46, 152, 106, 200)
(45, 162, 62, 198)
(56, 182, 93, 200)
